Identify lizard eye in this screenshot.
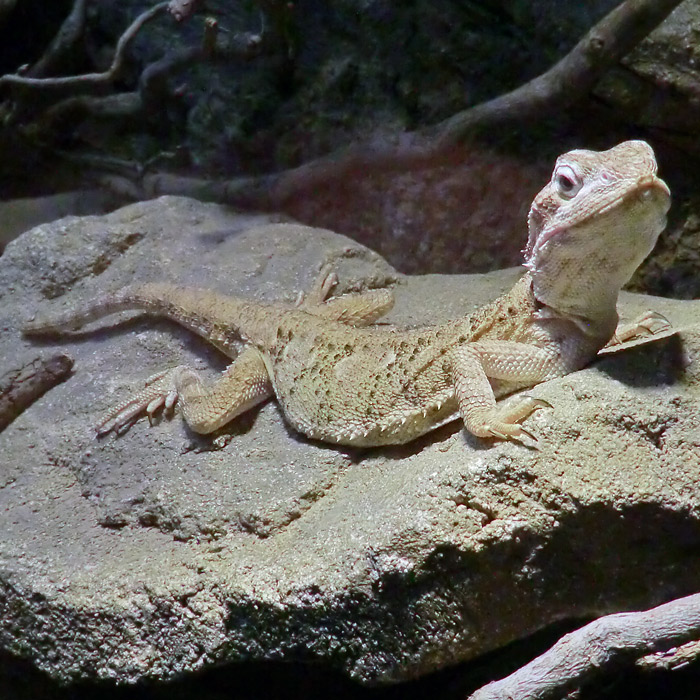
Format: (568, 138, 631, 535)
(553, 165, 583, 199)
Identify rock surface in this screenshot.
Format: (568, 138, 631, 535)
(0, 196, 699, 685)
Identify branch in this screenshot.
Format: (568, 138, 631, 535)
(0, 354, 74, 433)
(41, 92, 144, 132)
(468, 592, 700, 700)
(138, 20, 262, 111)
(26, 0, 88, 79)
(0, 2, 170, 94)
(637, 638, 700, 671)
(107, 0, 684, 209)
(433, 0, 686, 147)
(168, 0, 203, 22)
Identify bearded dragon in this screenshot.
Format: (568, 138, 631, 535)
(23, 140, 671, 446)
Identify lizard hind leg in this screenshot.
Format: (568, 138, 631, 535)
(96, 347, 272, 435)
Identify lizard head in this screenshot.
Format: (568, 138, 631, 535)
(524, 140, 670, 329)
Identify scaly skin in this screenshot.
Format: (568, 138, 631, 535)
(24, 141, 671, 446)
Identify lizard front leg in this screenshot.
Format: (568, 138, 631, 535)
(450, 341, 560, 442)
(298, 265, 395, 326)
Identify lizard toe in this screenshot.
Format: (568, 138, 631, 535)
(95, 368, 183, 435)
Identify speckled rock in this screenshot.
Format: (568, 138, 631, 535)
(0, 196, 699, 685)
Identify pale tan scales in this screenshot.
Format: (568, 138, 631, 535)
(24, 141, 672, 446)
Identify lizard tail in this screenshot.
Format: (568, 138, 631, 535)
(23, 283, 278, 351)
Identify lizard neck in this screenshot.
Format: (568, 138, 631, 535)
(528, 270, 620, 342)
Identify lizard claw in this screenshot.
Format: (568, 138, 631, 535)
(95, 367, 183, 435)
(608, 310, 672, 346)
(297, 264, 339, 307)
(500, 394, 551, 422)
(633, 310, 672, 335)
(468, 394, 550, 446)
(515, 425, 540, 447)
(524, 396, 553, 410)
(319, 269, 338, 299)
(488, 424, 539, 447)
(112, 415, 140, 436)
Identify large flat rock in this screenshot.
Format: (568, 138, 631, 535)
(0, 196, 699, 685)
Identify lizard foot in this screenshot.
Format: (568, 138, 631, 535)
(295, 264, 395, 327)
(471, 396, 551, 445)
(608, 310, 672, 346)
(296, 264, 338, 307)
(95, 366, 192, 435)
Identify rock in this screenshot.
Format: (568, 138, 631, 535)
(0, 190, 118, 253)
(0, 196, 699, 685)
(594, 2, 700, 146)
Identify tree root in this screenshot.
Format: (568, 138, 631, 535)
(469, 592, 700, 700)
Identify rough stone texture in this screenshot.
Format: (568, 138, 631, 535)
(594, 1, 700, 144)
(0, 190, 117, 252)
(0, 196, 699, 685)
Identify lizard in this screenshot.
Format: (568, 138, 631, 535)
(23, 140, 671, 447)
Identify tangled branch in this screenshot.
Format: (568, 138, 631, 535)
(26, 0, 88, 79)
(0, 2, 170, 94)
(96, 0, 684, 209)
(0, 0, 685, 214)
(0, 2, 265, 139)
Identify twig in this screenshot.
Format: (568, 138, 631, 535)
(468, 592, 700, 700)
(637, 638, 700, 671)
(41, 92, 144, 132)
(168, 0, 202, 22)
(0, 354, 74, 432)
(105, 0, 684, 209)
(39, 26, 265, 133)
(0, 2, 170, 94)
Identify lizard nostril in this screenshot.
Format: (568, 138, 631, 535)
(635, 181, 671, 213)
